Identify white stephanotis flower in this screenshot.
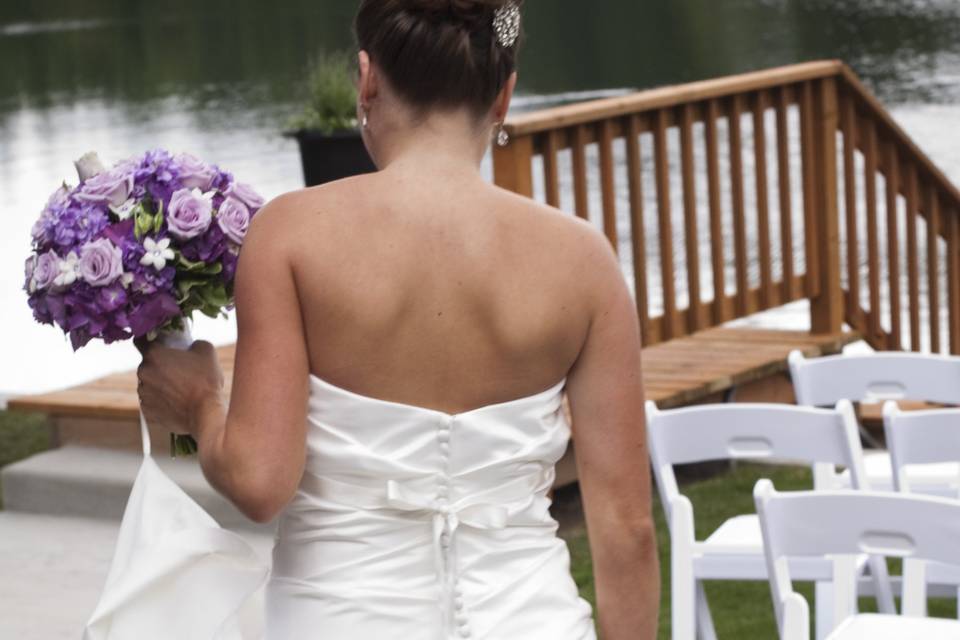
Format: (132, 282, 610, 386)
(140, 237, 175, 271)
(53, 252, 80, 288)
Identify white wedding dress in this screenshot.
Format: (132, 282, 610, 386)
(85, 374, 597, 640)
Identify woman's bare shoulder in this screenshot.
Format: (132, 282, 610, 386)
(254, 175, 373, 224)
(494, 186, 625, 293)
(244, 175, 378, 251)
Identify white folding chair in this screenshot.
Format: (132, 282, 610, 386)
(647, 400, 890, 640)
(883, 401, 960, 607)
(755, 481, 960, 639)
(789, 350, 960, 496)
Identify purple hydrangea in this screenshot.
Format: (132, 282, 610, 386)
(24, 149, 265, 349)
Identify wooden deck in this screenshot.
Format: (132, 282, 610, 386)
(9, 327, 856, 430)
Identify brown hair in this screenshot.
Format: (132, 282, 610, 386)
(354, 0, 522, 118)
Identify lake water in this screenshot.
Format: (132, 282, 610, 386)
(2, 0, 960, 398)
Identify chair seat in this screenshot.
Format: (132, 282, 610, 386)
(827, 613, 960, 639)
(696, 515, 842, 581)
(704, 514, 762, 551)
(837, 452, 960, 495)
(925, 562, 960, 587)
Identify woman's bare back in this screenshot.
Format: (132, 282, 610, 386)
(134, 2, 659, 632)
(276, 168, 600, 414)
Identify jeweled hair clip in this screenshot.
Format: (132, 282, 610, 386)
(492, 2, 521, 48)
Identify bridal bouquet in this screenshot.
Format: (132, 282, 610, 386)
(24, 149, 264, 455)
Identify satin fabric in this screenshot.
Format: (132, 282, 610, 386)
(84, 414, 269, 640)
(266, 375, 597, 640)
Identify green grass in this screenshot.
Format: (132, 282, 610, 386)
(0, 410, 52, 509)
(563, 462, 956, 638)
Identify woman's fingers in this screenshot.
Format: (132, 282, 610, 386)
(133, 336, 151, 356)
(134, 338, 220, 439)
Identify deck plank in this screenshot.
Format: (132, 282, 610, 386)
(9, 327, 858, 418)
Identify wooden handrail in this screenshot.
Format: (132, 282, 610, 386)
(839, 65, 960, 205)
(504, 60, 843, 136)
(494, 60, 960, 353)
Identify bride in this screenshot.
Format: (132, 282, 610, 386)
(136, 0, 659, 638)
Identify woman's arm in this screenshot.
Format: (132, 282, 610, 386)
(138, 197, 310, 523)
(565, 229, 660, 639)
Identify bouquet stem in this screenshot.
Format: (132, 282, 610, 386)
(158, 321, 199, 458)
(170, 432, 199, 457)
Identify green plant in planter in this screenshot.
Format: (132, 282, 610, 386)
(288, 51, 359, 134)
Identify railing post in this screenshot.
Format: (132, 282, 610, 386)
(808, 76, 844, 334)
(492, 134, 535, 197)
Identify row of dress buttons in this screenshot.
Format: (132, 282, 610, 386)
(438, 416, 452, 504)
(438, 417, 470, 637)
(454, 582, 470, 637)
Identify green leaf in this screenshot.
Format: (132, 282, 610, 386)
(178, 255, 202, 269)
(177, 256, 222, 275)
(198, 283, 230, 308)
(288, 50, 359, 134)
(176, 277, 208, 299)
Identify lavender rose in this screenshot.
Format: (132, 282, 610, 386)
(217, 197, 251, 244)
(76, 169, 134, 208)
(167, 188, 213, 240)
(32, 251, 61, 291)
(224, 182, 265, 210)
(176, 153, 217, 191)
(79, 238, 124, 287)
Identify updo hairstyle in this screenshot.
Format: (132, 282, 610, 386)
(354, 0, 523, 119)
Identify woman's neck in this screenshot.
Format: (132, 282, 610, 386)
(373, 112, 491, 177)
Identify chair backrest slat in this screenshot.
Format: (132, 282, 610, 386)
(883, 402, 960, 493)
(756, 481, 960, 632)
(789, 351, 960, 407)
(648, 400, 866, 524)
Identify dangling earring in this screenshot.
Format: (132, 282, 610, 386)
(496, 123, 509, 147)
(360, 105, 369, 129)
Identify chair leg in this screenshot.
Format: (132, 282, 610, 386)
(814, 581, 834, 640)
(867, 556, 896, 614)
(695, 582, 718, 640)
(671, 497, 697, 640)
(671, 551, 696, 640)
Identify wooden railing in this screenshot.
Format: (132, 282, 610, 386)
(837, 68, 960, 353)
(493, 61, 960, 353)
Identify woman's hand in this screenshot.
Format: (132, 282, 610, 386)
(136, 339, 226, 441)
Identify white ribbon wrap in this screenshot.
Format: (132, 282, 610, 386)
(83, 408, 269, 639)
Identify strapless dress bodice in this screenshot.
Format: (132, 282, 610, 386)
(265, 374, 597, 640)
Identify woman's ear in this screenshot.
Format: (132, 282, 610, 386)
(357, 50, 378, 108)
(492, 71, 518, 123)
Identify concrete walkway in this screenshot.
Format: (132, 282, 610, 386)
(0, 511, 274, 639)
(0, 512, 118, 640)
(0, 443, 277, 639)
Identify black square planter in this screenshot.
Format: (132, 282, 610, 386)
(286, 129, 378, 187)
